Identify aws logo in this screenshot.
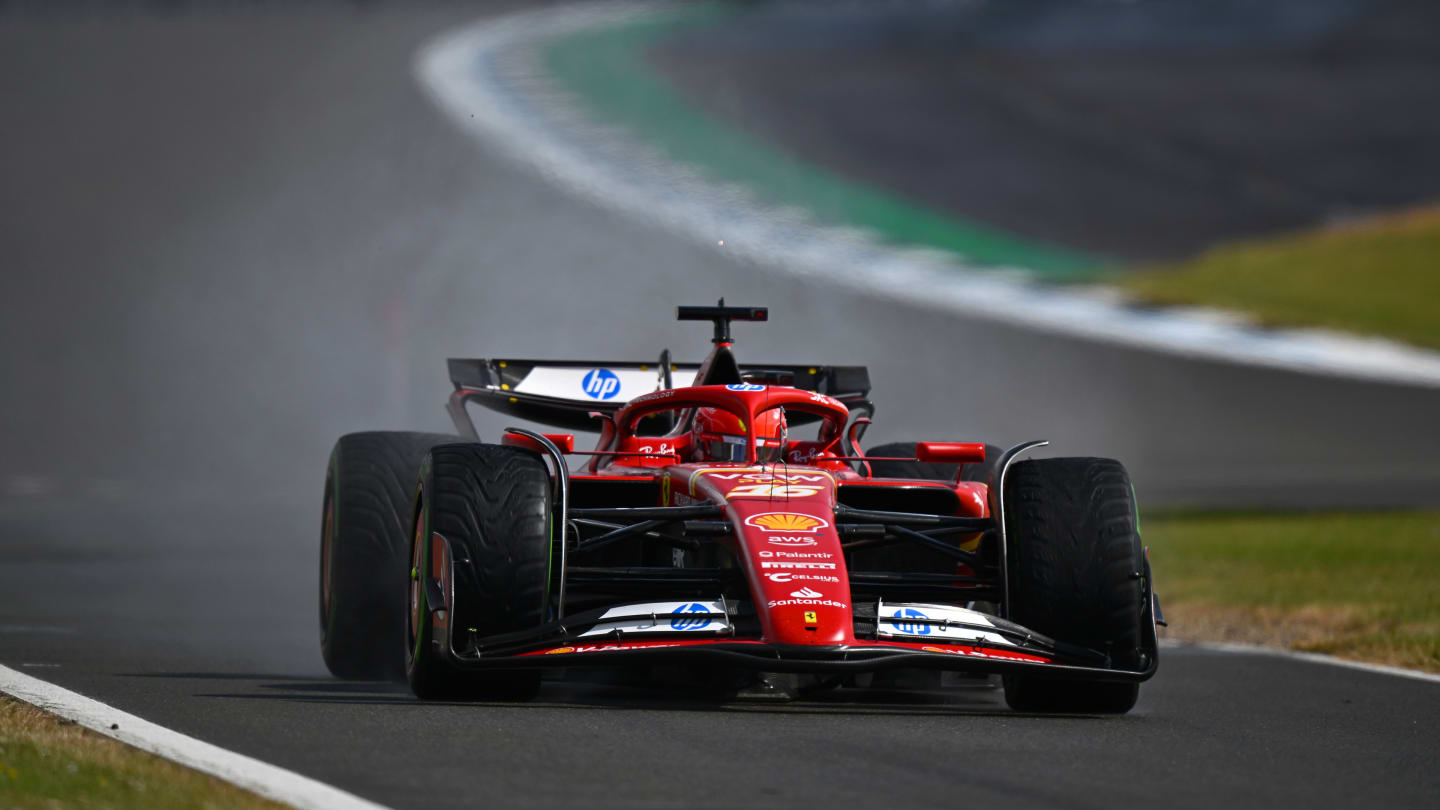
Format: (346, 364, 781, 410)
(745, 513, 830, 534)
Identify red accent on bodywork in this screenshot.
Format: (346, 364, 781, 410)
(916, 442, 987, 464)
(954, 482, 988, 517)
(518, 639, 768, 657)
(517, 637, 1051, 663)
(501, 432, 575, 454)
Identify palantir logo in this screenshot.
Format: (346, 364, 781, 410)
(891, 608, 931, 635)
(670, 602, 712, 630)
(581, 368, 621, 400)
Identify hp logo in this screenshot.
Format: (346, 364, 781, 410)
(891, 608, 931, 636)
(670, 603, 712, 630)
(726, 383, 765, 392)
(581, 368, 621, 400)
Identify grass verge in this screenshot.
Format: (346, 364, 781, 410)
(1117, 205, 1440, 352)
(1145, 510, 1440, 672)
(0, 694, 289, 810)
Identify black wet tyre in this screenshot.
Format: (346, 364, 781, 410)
(407, 443, 552, 701)
(1001, 457, 1145, 714)
(320, 431, 458, 681)
(866, 441, 1001, 483)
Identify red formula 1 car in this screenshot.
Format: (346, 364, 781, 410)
(320, 304, 1160, 712)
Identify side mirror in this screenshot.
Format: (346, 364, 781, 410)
(502, 433, 576, 455)
(915, 442, 986, 464)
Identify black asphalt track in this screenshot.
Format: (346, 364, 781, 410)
(3, 499, 1439, 809)
(1, 3, 1439, 809)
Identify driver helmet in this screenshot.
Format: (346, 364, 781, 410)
(692, 407, 787, 463)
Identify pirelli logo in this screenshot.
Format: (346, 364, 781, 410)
(761, 561, 837, 570)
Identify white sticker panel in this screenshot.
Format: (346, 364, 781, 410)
(579, 600, 729, 637)
(512, 366, 657, 403)
(877, 603, 1013, 646)
(512, 366, 702, 404)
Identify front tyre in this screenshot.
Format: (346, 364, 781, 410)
(407, 443, 552, 701)
(320, 431, 458, 681)
(1001, 457, 1145, 714)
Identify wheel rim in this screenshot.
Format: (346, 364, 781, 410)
(408, 511, 424, 652)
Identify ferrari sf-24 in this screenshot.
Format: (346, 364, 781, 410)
(319, 304, 1161, 712)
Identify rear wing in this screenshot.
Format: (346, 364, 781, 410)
(446, 358, 871, 436)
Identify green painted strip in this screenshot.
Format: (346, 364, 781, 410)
(543, 5, 1104, 279)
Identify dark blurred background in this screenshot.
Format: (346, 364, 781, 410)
(654, 0, 1440, 261)
(3, 0, 1439, 510)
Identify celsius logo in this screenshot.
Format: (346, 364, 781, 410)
(581, 368, 621, 400)
(890, 608, 931, 636)
(746, 513, 829, 534)
(726, 383, 766, 391)
(790, 587, 823, 599)
(765, 572, 839, 584)
(670, 603, 712, 630)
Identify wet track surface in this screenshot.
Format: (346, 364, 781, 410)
(2, 3, 1439, 808)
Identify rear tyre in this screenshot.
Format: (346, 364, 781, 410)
(865, 441, 1001, 483)
(407, 443, 552, 701)
(320, 431, 459, 681)
(1001, 457, 1145, 714)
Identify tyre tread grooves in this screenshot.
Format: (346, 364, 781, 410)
(322, 431, 459, 681)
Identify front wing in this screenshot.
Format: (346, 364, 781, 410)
(429, 595, 1161, 683)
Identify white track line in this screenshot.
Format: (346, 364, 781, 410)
(0, 665, 389, 810)
(415, 1, 1440, 388)
(1161, 640, 1440, 685)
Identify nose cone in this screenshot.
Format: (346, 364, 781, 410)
(690, 467, 854, 646)
(742, 508, 852, 644)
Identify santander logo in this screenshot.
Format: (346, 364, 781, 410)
(790, 587, 823, 599)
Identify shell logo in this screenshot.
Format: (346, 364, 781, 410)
(545, 647, 575, 655)
(745, 512, 830, 533)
